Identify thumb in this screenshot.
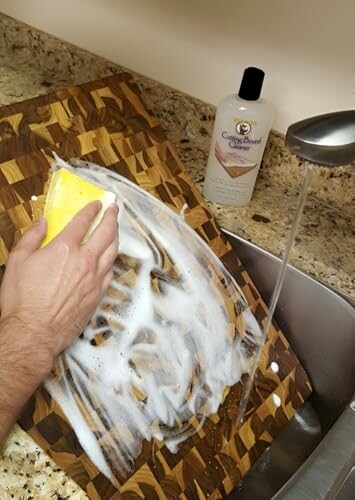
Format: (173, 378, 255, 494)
(16, 217, 47, 257)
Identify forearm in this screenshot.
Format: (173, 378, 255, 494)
(0, 318, 52, 443)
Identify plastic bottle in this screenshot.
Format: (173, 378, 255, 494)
(203, 67, 273, 206)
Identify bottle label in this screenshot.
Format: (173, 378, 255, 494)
(215, 118, 262, 178)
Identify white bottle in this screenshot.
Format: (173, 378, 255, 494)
(203, 67, 273, 206)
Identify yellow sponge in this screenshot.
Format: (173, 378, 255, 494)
(41, 168, 116, 247)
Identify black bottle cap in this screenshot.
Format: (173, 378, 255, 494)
(238, 67, 265, 101)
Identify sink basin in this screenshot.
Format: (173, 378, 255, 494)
(223, 230, 355, 499)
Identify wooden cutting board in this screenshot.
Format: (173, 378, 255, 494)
(0, 73, 312, 499)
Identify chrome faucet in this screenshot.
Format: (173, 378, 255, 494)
(285, 110, 355, 167)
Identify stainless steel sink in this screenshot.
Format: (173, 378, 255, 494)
(223, 230, 355, 500)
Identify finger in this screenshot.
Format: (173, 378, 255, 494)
(97, 236, 118, 277)
(59, 201, 102, 246)
(101, 269, 114, 294)
(13, 217, 47, 259)
(84, 204, 118, 256)
(86, 270, 113, 310)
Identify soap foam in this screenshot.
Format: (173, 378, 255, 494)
(45, 157, 262, 484)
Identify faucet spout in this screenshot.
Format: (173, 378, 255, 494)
(285, 111, 355, 167)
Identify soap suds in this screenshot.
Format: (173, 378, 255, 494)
(179, 202, 189, 219)
(271, 361, 279, 373)
(272, 394, 282, 408)
(45, 157, 262, 484)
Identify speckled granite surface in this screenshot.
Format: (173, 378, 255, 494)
(0, 13, 354, 500)
(1, 427, 86, 499)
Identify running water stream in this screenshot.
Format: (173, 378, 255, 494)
(264, 165, 314, 334)
(237, 163, 315, 423)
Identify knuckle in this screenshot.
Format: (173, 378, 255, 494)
(102, 271, 113, 291)
(110, 246, 118, 262)
(78, 212, 92, 228)
(108, 242, 118, 258)
(103, 248, 117, 268)
(54, 238, 72, 253)
(9, 246, 20, 260)
(82, 251, 97, 273)
(8, 245, 25, 264)
(77, 204, 97, 226)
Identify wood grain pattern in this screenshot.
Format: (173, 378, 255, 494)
(0, 73, 312, 499)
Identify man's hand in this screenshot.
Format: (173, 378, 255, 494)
(0, 201, 118, 442)
(1, 200, 118, 360)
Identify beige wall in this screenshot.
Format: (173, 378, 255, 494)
(1, 0, 354, 132)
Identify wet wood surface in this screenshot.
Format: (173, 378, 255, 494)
(0, 74, 312, 499)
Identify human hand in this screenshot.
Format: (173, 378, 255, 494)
(0, 201, 118, 368)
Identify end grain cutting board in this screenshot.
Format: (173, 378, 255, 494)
(0, 74, 312, 499)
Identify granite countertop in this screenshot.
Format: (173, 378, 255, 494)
(0, 13, 354, 500)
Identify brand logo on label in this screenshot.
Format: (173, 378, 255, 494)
(236, 121, 251, 135)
